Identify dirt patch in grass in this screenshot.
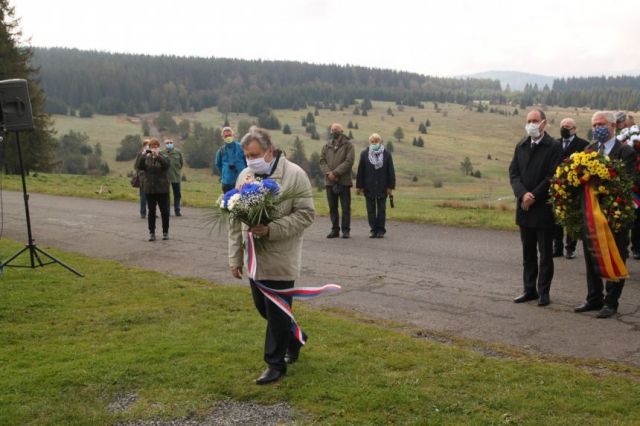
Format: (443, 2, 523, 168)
(117, 400, 293, 426)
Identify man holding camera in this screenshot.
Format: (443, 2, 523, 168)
(215, 126, 247, 193)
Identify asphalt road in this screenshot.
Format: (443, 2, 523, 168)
(1, 191, 639, 366)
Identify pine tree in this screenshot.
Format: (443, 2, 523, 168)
(460, 157, 473, 175)
(393, 126, 404, 141)
(0, 0, 56, 173)
(347, 120, 353, 129)
(385, 140, 394, 152)
(142, 119, 151, 136)
(348, 130, 353, 139)
(282, 124, 292, 134)
(306, 111, 315, 124)
(418, 123, 427, 134)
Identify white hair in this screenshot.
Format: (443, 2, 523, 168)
(592, 111, 615, 124)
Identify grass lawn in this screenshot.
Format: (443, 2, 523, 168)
(1, 239, 639, 425)
(20, 103, 599, 231)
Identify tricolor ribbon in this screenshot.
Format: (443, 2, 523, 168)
(246, 231, 341, 345)
(582, 185, 629, 281)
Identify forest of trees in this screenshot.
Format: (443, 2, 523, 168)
(32, 47, 504, 117)
(0, 0, 56, 173)
(33, 48, 640, 118)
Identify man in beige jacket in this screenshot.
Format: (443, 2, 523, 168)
(228, 126, 315, 385)
(319, 123, 355, 238)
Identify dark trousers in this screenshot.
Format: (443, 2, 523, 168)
(326, 185, 351, 232)
(250, 279, 306, 372)
(582, 230, 628, 309)
(166, 182, 181, 214)
(552, 224, 577, 253)
(222, 183, 235, 193)
(630, 208, 640, 251)
(146, 193, 170, 234)
(519, 226, 554, 296)
(139, 188, 147, 216)
(366, 195, 387, 234)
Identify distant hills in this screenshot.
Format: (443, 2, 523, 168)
(459, 71, 557, 91)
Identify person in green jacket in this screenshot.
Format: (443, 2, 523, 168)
(162, 138, 184, 216)
(319, 123, 355, 239)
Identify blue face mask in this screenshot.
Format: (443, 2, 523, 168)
(371, 143, 381, 151)
(166, 143, 174, 150)
(593, 126, 610, 143)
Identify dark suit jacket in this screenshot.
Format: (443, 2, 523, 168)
(509, 132, 563, 228)
(586, 140, 637, 180)
(560, 135, 590, 160)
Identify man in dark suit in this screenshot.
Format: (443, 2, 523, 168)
(574, 111, 636, 318)
(509, 109, 563, 307)
(553, 118, 590, 259)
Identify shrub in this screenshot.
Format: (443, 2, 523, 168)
(432, 179, 443, 188)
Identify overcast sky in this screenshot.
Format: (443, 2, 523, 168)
(13, 0, 640, 78)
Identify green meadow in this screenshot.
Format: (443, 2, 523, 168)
(3, 102, 599, 230)
(1, 239, 639, 425)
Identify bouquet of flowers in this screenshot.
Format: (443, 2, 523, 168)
(551, 150, 633, 280)
(209, 177, 311, 251)
(218, 178, 282, 227)
(550, 150, 634, 239)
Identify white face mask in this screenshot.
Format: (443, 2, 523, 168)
(525, 122, 542, 138)
(247, 156, 272, 175)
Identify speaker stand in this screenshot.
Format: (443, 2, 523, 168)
(1, 131, 83, 277)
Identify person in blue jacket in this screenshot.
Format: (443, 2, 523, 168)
(215, 126, 247, 193)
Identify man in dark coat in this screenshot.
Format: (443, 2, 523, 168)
(356, 133, 396, 238)
(553, 118, 590, 259)
(574, 111, 637, 318)
(509, 109, 563, 307)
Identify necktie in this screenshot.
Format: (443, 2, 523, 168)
(563, 140, 570, 151)
(598, 143, 605, 154)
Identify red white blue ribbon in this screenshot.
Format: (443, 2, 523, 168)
(246, 231, 341, 345)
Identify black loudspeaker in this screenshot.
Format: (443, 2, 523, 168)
(0, 79, 34, 132)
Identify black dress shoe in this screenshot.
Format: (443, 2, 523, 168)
(596, 305, 618, 318)
(375, 232, 384, 238)
(573, 302, 603, 313)
(341, 231, 350, 239)
(369, 231, 377, 238)
(565, 250, 576, 259)
(326, 230, 339, 239)
(513, 292, 538, 303)
(537, 294, 550, 306)
(255, 367, 285, 385)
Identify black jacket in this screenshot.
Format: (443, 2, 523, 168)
(560, 135, 590, 160)
(356, 148, 396, 197)
(509, 132, 563, 228)
(586, 140, 637, 180)
(136, 153, 170, 194)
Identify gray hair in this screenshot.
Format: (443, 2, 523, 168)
(592, 111, 616, 124)
(240, 126, 273, 151)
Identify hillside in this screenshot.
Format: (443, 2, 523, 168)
(460, 70, 556, 91)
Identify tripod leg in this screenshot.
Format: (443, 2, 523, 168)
(0, 245, 30, 267)
(34, 247, 84, 277)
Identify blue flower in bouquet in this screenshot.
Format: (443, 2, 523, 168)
(261, 179, 280, 195)
(221, 188, 239, 209)
(240, 182, 262, 196)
